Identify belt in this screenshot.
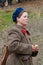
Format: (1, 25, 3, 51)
(17, 54, 31, 56)
(16, 54, 31, 61)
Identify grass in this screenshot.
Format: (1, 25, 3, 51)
(0, 10, 13, 32)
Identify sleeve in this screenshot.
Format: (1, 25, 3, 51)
(7, 30, 32, 55)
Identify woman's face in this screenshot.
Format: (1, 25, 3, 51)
(17, 12, 28, 26)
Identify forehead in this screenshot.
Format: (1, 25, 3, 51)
(21, 12, 28, 16)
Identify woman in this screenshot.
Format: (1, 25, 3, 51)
(6, 7, 39, 65)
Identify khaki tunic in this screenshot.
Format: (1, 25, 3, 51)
(6, 24, 33, 65)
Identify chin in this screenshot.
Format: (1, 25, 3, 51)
(25, 23, 27, 25)
(23, 24, 27, 26)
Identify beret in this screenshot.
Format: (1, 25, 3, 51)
(12, 7, 24, 22)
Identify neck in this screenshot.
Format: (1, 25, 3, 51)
(17, 22, 26, 27)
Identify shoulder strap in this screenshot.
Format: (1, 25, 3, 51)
(0, 45, 9, 65)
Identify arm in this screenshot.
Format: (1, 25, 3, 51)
(7, 30, 32, 55)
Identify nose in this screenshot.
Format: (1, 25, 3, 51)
(26, 17, 28, 20)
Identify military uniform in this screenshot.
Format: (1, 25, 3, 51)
(6, 24, 33, 65)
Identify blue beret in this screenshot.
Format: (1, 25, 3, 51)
(12, 7, 24, 22)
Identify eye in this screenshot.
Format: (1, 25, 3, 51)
(24, 16, 28, 18)
(24, 16, 26, 18)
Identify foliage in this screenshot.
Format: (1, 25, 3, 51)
(0, 11, 13, 32)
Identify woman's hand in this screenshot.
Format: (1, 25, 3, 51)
(35, 45, 39, 51)
(32, 45, 39, 52)
(32, 45, 39, 57)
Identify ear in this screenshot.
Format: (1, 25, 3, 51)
(16, 17, 20, 22)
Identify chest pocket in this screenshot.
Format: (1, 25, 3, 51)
(20, 32, 31, 45)
(21, 35, 27, 43)
(24, 31, 32, 45)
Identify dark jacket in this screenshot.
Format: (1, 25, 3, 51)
(1, 0, 6, 3)
(6, 24, 33, 65)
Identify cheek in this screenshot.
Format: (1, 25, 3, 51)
(21, 17, 25, 22)
(20, 18, 24, 22)
(22, 18, 28, 23)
